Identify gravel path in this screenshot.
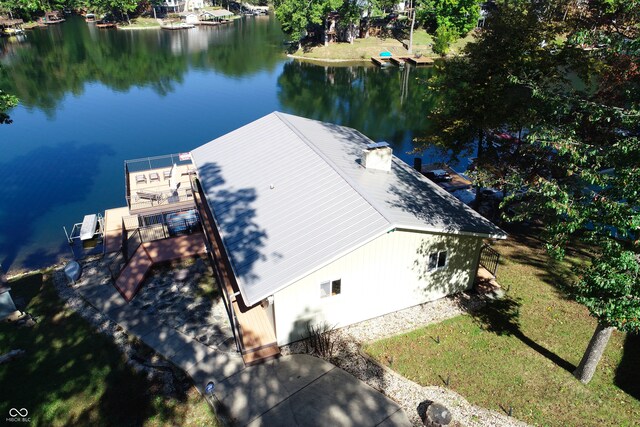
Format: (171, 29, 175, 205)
(282, 294, 529, 427)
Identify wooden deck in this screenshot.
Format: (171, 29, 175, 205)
(422, 163, 473, 191)
(103, 206, 130, 253)
(233, 300, 280, 365)
(474, 265, 505, 298)
(371, 54, 434, 67)
(127, 163, 196, 213)
(114, 233, 206, 302)
(371, 56, 392, 66)
(193, 181, 280, 366)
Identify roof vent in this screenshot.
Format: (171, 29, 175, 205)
(362, 141, 392, 172)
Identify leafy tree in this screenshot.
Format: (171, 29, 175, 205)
(274, 0, 343, 48)
(417, 0, 481, 35)
(432, 21, 456, 54)
(336, 0, 360, 43)
(423, 0, 640, 384)
(421, 1, 557, 172)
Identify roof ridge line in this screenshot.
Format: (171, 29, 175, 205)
(274, 111, 396, 228)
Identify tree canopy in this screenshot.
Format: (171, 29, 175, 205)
(424, 0, 640, 384)
(273, 0, 483, 46)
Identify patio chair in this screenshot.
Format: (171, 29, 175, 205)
(163, 169, 172, 180)
(136, 191, 165, 204)
(135, 174, 147, 184)
(149, 172, 160, 182)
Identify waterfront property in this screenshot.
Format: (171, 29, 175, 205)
(189, 112, 506, 364)
(104, 154, 205, 302)
(197, 9, 234, 25)
(37, 11, 65, 26)
(0, 18, 24, 35)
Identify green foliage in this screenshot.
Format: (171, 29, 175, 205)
(424, 0, 640, 344)
(274, 0, 342, 42)
(417, 0, 480, 35)
(432, 22, 456, 55)
(575, 242, 640, 333)
(0, 0, 139, 15)
(0, 89, 18, 125)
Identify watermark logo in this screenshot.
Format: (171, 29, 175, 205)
(7, 408, 30, 423)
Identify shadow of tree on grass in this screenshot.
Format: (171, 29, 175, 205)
(615, 333, 640, 401)
(470, 295, 576, 373)
(0, 273, 208, 426)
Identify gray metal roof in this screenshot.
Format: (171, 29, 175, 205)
(191, 112, 506, 306)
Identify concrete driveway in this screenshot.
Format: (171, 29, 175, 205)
(190, 354, 411, 426)
(68, 257, 411, 426)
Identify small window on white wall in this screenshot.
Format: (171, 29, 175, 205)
(320, 279, 342, 298)
(428, 251, 447, 271)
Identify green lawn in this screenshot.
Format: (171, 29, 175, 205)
(0, 272, 219, 426)
(365, 230, 640, 426)
(291, 28, 474, 61)
(120, 17, 161, 29)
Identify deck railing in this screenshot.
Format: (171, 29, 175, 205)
(127, 186, 195, 211)
(108, 208, 201, 281)
(479, 244, 501, 277)
(124, 153, 192, 173)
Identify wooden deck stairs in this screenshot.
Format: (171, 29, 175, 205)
(114, 233, 206, 302)
(232, 298, 280, 366)
(193, 181, 281, 366)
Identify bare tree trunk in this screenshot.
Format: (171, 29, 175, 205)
(573, 323, 614, 384)
(408, 0, 416, 54)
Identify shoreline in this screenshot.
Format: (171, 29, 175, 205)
(117, 25, 160, 30)
(287, 54, 370, 63)
(287, 53, 441, 66)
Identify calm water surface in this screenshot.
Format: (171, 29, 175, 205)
(0, 16, 462, 273)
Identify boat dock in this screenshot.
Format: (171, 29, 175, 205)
(64, 213, 104, 243)
(422, 163, 473, 192)
(371, 55, 434, 67)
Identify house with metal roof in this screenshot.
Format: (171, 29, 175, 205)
(190, 112, 506, 364)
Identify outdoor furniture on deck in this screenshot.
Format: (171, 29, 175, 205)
(136, 191, 165, 204)
(163, 170, 172, 180)
(135, 174, 147, 184)
(149, 172, 160, 182)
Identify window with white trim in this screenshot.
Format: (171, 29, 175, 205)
(320, 279, 342, 298)
(428, 251, 447, 271)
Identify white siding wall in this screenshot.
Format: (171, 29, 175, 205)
(272, 230, 483, 345)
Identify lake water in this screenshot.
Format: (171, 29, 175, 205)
(0, 15, 463, 273)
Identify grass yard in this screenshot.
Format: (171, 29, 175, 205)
(120, 17, 161, 29)
(365, 229, 640, 426)
(292, 29, 435, 61)
(0, 272, 219, 426)
(291, 29, 474, 61)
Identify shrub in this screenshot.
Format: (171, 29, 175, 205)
(433, 23, 458, 55)
(303, 322, 337, 359)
